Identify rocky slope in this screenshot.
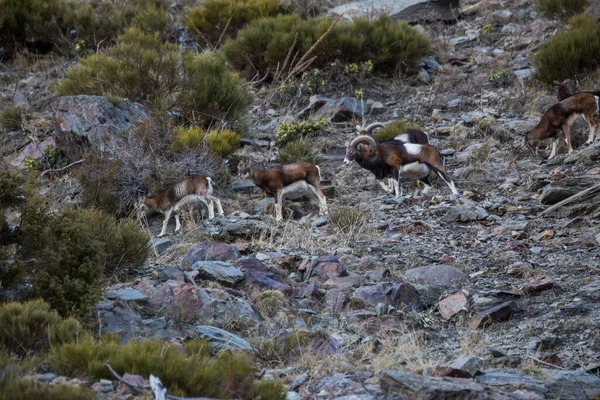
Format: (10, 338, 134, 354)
(2, 0, 600, 398)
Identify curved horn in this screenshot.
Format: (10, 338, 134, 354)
(350, 135, 377, 149)
(363, 123, 385, 134)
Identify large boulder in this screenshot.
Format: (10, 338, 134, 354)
(404, 265, 467, 287)
(189, 261, 244, 285)
(181, 242, 241, 268)
(353, 282, 422, 311)
(54, 95, 148, 152)
(234, 257, 292, 296)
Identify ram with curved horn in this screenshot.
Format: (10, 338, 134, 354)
(344, 135, 458, 198)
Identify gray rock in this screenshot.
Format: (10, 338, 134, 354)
(540, 175, 600, 205)
(391, 0, 461, 23)
(193, 325, 252, 351)
(455, 142, 487, 163)
(182, 242, 241, 268)
(232, 182, 259, 193)
(418, 68, 431, 83)
(54, 95, 148, 152)
(404, 265, 467, 287)
(312, 216, 328, 227)
(424, 58, 441, 70)
(13, 91, 28, 107)
(105, 288, 149, 302)
(197, 216, 270, 242)
(447, 98, 462, 107)
(235, 257, 292, 296)
(353, 282, 422, 311)
(97, 301, 143, 340)
(290, 374, 308, 390)
(158, 267, 185, 282)
(10, 137, 57, 169)
(152, 237, 171, 255)
(34, 373, 56, 382)
(442, 201, 490, 223)
(190, 261, 244, 285)
(314, 97, 370, 122)
(470, 302, 517, 329)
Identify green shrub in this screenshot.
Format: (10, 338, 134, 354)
(57, 28, 252, 129)
(0, 370, 92, 400)
(0, 106, 22, 130)
(185, 0, 282, 44)
(0, 0, 66, 50)
(533, 15, 600, 84)
(276, 118, 326, 146)
(222, 14, 430, 80)
(488, 69, 511, 87)
(0, 300, 82, 357)
(278, 138, 320, 164)
(371, 120, 424, 142)
(328, 206, 368, 234)
(534, 0, 587, 20)
(50, 338, 284, 399)
(173, 127, 241, 158)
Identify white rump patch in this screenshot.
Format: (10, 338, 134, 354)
(399, 162, 430, 180)
(595, 96, 600, 114)
(395, 133, 409, 143)
(403, 143, 422, 155)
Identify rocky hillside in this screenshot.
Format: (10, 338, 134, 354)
(2, 0, 600, 399)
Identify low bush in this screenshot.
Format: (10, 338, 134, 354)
(185, 0, 282, 44)
(276, 118, 327, 146)
(50, 338, 284, 399)
(328, 206, 369, 234)
(534, 0, 587, 20)
(222, 14, 430, 80)
(371, 120, 425, 142)
(57, 28, 252, 129)
(253, 290, 286, 318)
(173, 127, 241, 158)
(0, 106, 22, 130)
(0, 300, 82, 357)
(0, 370, 92, 400)
(533, 15, 600, 84)
(253, 330, 331, 366)
(278, 138, 320, 164)
(17, 181, 149, 317)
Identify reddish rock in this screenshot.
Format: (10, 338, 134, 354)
(138, 281, 204, 324)
(438, 292, 469, 319)
(365, 268, 391, 282)
(294, 281, 326, 302)
(433, 355, 482, 378)
(523, 277, 555, 294)
(404, 264, 467, 287)
(181, 242, 240, 268)
(353, 282, 422, 311)
(304, 256, 347, 283)
(470, 301, 517, 329)
(10, 137, 56, 169)
(324, 274, 364, 290)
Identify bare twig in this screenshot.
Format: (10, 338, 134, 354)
(213, 16, 232, 50)
(526, 356, 567, 370)
(39, 159, 85, 178)
(540, 183, 600, 217)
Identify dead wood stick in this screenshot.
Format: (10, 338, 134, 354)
(39, 159, 85, 178)
(540, 183, 600, 217)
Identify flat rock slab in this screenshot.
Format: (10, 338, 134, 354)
(404, 264, 467, 287)
(540, 175, 600, 205)
(193, 325, 252, 351)
(181, 242, 241, 268)
(438, 292, 469, 319)
(470, 301, 516, 329)
(330, 0, 460, 23)
(190, 261, 244, 285)
(152, 237, 171, 255)
(197, 216, 269, 242)
(105, 288, 149, 302)
(523, 277, 555, 294)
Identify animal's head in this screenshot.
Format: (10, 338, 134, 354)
(344, 135, 377, 165)
(524, 129, 541, 155)
(237, 159, 251, 179)
(135, 196, 152, 220)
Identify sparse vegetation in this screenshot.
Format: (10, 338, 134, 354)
(0, 370, 92, 400)
(276, 118, 327, 146)
(222, 14, 430, 80)
(173, 127, 241, 158)
(253, 290, 286, 318)
(278, 138, 321, 164)
(0, 106, 22, 130)
(371, 120, 425, 142)
(533, 15, 600, 84)
(488, 69, 511, 87)
(328, 206, 369, 234)
(534, 0, 587, 20)
(50, 337, 284, 399)
(57, 28, 252, 129)
(185, 0, 282, 44)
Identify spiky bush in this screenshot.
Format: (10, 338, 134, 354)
(278, 138, 320, 164)
(185, 0, 282, 44)
(50, 338, 284, 399)
(371, 120, 425, 142)
(222, 14, 430, 79)
(533, 15, 600, 84)
(534, 0, 587, 20)
(173, 127, 241, 157)
(0, 300, 82, 357)
(0, 106, 22, 130)
(328, 206, 369, 234)
(57, 28, 252, 129)
(0, 0, 66, 49)
(0, 370, 92, 400)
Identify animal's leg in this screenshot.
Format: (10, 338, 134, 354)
(206, 197, 215, 219)
(174, 213, 182, 232)
(549, 136, 560, 159)
(158, 208, 173, 237)
(421, 177, 433, 195)
(562, 123, 573, 154)
(210, 196, 225, 217)
(391, 170, 403, 201)
(275, 191, 283, 221)
(307, 185, 328, 216)
(583, 112, 598, 144)
(433, 169, 458, 195)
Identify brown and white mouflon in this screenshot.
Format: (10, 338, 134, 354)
(237, 160, 328, 221)
(344, 135, 458, 197)
(526, 92, 600, 160)
(136, 176, 224, 237)
(354, 122, 431, 195)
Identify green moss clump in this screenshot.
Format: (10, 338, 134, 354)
(371, 120, 424, 142)
(533, 15, 600, 84)
(276, 118, 327, 146)
(534, 0, 587, 20)
(185, 0, 282, 44)
(222, 14, 430, 80)
(50, 338, 284, 399)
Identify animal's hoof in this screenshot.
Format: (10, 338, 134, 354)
(157, 233, 166, 238)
